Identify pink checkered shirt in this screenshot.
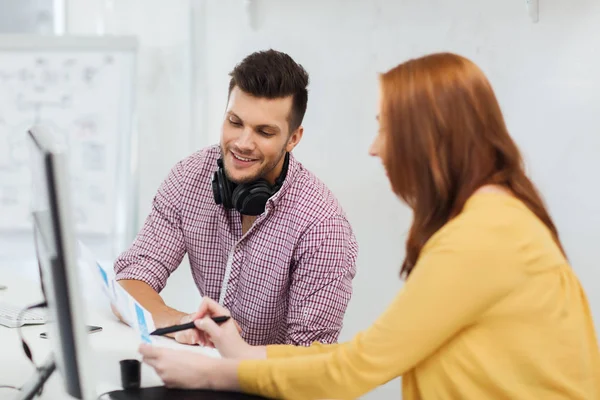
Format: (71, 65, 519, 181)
(114, 145, 358, 346)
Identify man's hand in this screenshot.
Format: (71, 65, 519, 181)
(192, 297, 265, 359)
(115, 280, 201, 345)
(113, 301, 201, 345)
(155, 310, 203, 345)
(109, 280, 199, 345)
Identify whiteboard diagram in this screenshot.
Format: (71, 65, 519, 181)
(0, 35, 137, 239)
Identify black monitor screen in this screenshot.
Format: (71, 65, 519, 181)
(26, 127, 94, 399)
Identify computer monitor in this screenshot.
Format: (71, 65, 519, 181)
(19, 126, 96, 400)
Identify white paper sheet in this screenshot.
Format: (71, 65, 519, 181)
(78, 240, 155, 343)
(77, 240, 222, 358)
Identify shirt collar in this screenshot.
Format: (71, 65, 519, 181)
(264, 151, 299, 211)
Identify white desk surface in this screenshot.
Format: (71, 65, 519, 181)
(0, 273, 219, 400)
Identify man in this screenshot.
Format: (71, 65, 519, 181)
(113, 49, 358, 346)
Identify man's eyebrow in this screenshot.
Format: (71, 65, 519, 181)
(255, 124, 280, 133)
(226, 111, 280, 132)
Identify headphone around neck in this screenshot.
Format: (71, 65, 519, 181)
(212, 152, 290, 216)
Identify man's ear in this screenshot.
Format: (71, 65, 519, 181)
(285, 126, 303, 152)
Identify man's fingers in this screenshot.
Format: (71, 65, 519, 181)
(179, 313, 193, 324)
(190, 330, 202, 345)
(175, 329, 202, 345)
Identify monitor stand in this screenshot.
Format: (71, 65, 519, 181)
(17, 354, 56, 400)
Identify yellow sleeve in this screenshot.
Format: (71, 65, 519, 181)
(238, 221, 526, 399)
(267, 342, 342, 359)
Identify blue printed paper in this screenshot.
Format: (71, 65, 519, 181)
(78, 239, 156, 343)
(97, 263, 109, 287)
(135, 303, 151, 343)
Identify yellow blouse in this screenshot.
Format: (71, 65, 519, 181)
(238, 193, 600, 399)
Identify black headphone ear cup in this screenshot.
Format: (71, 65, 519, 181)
(212, 168, 233, 209)
(212, 170, 222, 204)
(219, 170, 233, 209)
(232, 181, 272, 216)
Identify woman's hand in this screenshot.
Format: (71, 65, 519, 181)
(192, 297, 265, 360)
(139, 344, 213, 389)
(139, 344, 240, 391)
(189, 297, 241, 348)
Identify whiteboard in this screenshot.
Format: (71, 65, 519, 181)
(0, 35, 138, 244)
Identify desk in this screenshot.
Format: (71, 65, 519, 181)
(0, 274, 266, 400)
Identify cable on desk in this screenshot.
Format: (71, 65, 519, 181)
(17, 301, 48, 368)
(2, 229, 52, 395)
(0, 384, 21, 390)
(10, 301, 49, 397)
(0, 301, 47, 393)
(21, 227, 49, 366)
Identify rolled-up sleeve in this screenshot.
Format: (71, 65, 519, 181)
(285, 215, 358, 346)
(114, 161, 187, 293)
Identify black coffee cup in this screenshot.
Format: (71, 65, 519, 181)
(119, 359, 141, 390)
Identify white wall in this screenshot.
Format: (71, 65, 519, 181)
(66, 0, 194, 226)
(65, 0, 201, 311)
(191, 1, 600, 398)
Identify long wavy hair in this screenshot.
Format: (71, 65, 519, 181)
(379, 53, 566, 278)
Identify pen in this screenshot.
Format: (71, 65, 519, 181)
(149, 315, 231, 336)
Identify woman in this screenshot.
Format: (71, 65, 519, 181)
(139, 53, 600, 399)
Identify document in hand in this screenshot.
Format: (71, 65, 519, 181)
(77, 241, 155, 343)
(76, 241, 221, 358)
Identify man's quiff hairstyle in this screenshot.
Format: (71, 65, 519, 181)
(228, 49, 309, 133)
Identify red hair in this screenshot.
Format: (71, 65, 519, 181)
(379, 53, 565, 278)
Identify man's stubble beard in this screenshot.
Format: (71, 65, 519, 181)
(221, 146, 286, 185)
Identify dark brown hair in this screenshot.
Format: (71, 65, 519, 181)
(379, 52, 566, 278)
(228, 49, 309, 133)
